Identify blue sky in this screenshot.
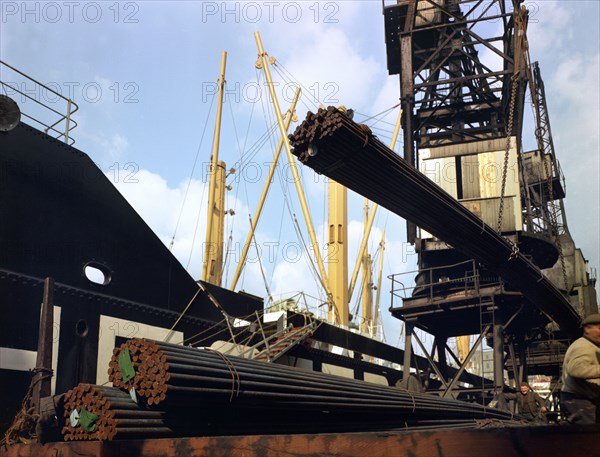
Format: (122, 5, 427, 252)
(1, 1, 598, 345)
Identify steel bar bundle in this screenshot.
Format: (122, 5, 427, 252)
(62, 384, 171, 441)
(289, 107, 580, 337)
(108, 338, 516, 425)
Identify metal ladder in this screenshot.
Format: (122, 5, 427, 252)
(253, 319, 316, 363)
(479, 295, 496, 400)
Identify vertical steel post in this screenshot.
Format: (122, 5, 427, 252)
(435, 337, 448, 382)
(493, 324, 505, 391)
(64, 99, 72, 144)
(32, 277, 55, 412)
(402, 320, 416, 381)
(400, 2, 417, 244)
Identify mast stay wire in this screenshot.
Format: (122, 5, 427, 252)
(240, 66, 281, 291)
(186, 185, 207, 271)
(268, 202, 287, 293)
(270, 61, 405, 311)
(266, 63, 327, 288)
(249, 214, 274, 304)
(234, 72, 279, 167)
(355, 103, 401, 124)
(271, 61, 323, 112)
(256, 63, 324, 295)
(169, 91, 216, 252)
(222, 87, 250, 282)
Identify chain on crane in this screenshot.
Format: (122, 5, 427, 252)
(496, 76, 519, 234)
(497, 5, 528, 234)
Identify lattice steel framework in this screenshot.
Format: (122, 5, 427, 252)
(385, 0, 529, 240)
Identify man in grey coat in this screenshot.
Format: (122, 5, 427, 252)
(560, 313, 600, 424)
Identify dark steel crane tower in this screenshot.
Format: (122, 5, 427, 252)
(383, 0, 597, 400)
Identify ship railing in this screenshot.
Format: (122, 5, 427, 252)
(0, 60, 79, 145)
(262, 291, 388, 344)
(389, 259, 484, 307)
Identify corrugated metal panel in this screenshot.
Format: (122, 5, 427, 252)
(421, 138, 508, 159)
(419, 138, 523, 234)
(460, 197, 517, 232)
(419, 157, 457, 198)
(461, 155, 480, 199)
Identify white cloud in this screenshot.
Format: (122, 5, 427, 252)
(103, 133, 129, 160)
(547, 52, 600, 265)
(527, 1, 574, 55)
(281, 27, 382, 112)
(108, 166, 286, 300)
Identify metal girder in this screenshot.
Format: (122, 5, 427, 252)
(442, 327, 490, 398)
(385, 0, 525, 148)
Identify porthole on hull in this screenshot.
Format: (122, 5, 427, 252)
(83, 262, 111, 286)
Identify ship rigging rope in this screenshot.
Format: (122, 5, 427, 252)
(356, 103, 401, 124)
(228, 82, 251, 205)
(164, 283, 238, 345)
(272, 62, 322, 112)
(169, 91, 216, 251)
(263, 61, 401, 306)
(185, 192, 205, 270)
(183, 311, 250, 347)
(222, 233, 234, 286)
(273, 62, 400, 141)
(350, 273, 365, 324)
(264, 106, 324, 298)
(223, 93, 245, 280)
(268, 202, 286, 293)
(267, 59, 401, 307)
(1, 367, 53, 445)
(291, 209, 328, 298)
(249, 214, 274, 302)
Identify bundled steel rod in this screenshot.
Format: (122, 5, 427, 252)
(289, 107, 580, 337)
(62, 384, 171, 441)
(108, 338, 516, 424)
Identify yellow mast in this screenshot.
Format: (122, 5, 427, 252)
(230, 89, 301, 291)
(457, 336, 471, 364)
(327, 180, 348, 325)
(254, 32, 335, 313)
(202, 51, 227, 286)
(373, 230, 386, 339)
(360, 201, 373, 335)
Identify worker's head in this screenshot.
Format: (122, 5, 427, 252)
(519, 382, 530, 394)
(581, 313, 600, 344)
